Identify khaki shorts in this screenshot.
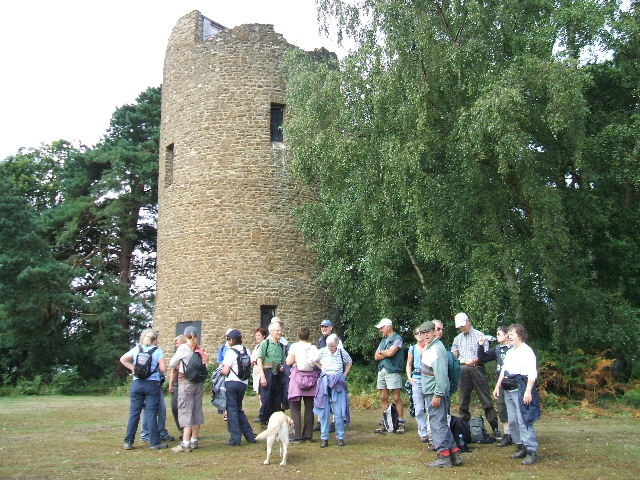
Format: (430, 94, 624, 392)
(377, 368, 403, 390)
(177, 380, 204, 427)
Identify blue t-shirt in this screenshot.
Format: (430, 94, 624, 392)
(410, 344, 422, 375)
(126, 344, 165, 381)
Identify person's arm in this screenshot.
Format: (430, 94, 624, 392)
(168, 366, 177, 393)
(406, 346, 415, 383)
(493, 370, 505, 399)
(286, 344, 296, 366)
(476, 341, 496, 364)
(119, 352, 134, 374)
(158, 357, 167, 375)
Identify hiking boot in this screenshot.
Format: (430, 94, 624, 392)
(149, 442, 168, 450)
(140, 436, 149, 443)
(172, 443, 192, 453)
(395, 420, 405, 434)
(450, 447, 463, 467)
(190, 439, 199, 449)
(320, 439, 329, 448)
(522, 449, 539, 465)
(289, 438, 302, 444)
(123, 441, 133, 450)
(374, 421, 387, 434)
(162, 434, 175, 442)
(510, 444, 526, 459)
(427, 452, 452, 468)
(337, 438, 346, 447)
(497, 433, 513, 447)
(420, 436, 429, 443)
(492, 428, 503, 441)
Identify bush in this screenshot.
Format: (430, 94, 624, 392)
(50, 368, 84, 394)
(622, 388, 640, 409)
(15, 375, 48, 395)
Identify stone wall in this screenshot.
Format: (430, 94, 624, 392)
(154, 11, 336, 356)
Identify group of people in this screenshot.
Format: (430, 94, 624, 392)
(119, 312, 540, 467)
(376, 314, 541, 468)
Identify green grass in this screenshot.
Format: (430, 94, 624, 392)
(0, 395, 638, 479)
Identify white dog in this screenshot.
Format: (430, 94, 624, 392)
(255, 411, 294, 466)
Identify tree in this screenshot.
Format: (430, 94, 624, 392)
(285, 0, 638, 368)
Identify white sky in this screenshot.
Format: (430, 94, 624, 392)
(0, 0, 343, 160)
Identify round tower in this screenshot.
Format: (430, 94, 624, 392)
(154, 11, 336, 352)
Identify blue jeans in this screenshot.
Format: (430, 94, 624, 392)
(504, 389, 538, 452)
(425, 394, 456, 453)
(317, 390, 346, 441)
(124, 379, 162, 446)
(225, 381, 256, 444)
(411, 377, 429, 438)
(141, 392, 169, 440)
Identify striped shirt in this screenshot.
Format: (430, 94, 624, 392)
(317, 347, 352, 375)
(451, 327, 488, 364)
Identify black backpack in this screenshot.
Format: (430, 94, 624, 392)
(182, 351, 208, 383)
(230, 346, 252, 381)
(133, 346, 158, 379)
(382, 403, 399, 433)
(450, 415, 472, 451)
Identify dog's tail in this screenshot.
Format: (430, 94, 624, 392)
(255, 424, 280, 441)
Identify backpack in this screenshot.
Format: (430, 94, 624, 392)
(382, 403, 399, 433)
(469, 416, 493, 443)
(133, 346, 158, 379)
(294, 369, 319, 390)
(182, 351, 208, 383)
(210, 365, 227, 413)
(230, 347, 252, 381)
(447, 351, 461, 395)
(449, 415, 472, 451)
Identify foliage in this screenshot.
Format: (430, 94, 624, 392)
(538, 349, 629, 401)
(622, 387, 640, 409)
(285, 0, 640, 372)
(0, 86, 161, 384)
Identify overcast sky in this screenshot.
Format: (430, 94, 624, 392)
(0, 0, 342, 160)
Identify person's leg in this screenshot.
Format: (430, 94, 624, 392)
(235, 383, 256, 442)
(290, 399, 303, 440)
(319, 398, 331, 441)
(392, 388, 404, 421)
(471, 366, 499, 431)
(157, 392, 170, 439)
(124, 380, 145, 445)
(457, 366, 473, 422)
(503, 389, 526, 458)
(141, 407, 148, 441)
(332, 392, 347, 441)
(412, 380, 429, 439)
(258, 370, 274, 422)
(302, 396, 315, 440)
(171, 381, 181, 432)
(225, 381, 243, 444)
(143, 381, 161, 446)
(426, 394, 453, 468)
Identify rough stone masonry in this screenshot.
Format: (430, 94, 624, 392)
(154, 10, 336, 356)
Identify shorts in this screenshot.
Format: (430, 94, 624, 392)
(177, 380, 204, 427)
(377, 368, 403, 390)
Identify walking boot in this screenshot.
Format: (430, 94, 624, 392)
(427, 451, 452, 468)
(510, 444, 526, 459)
(496, 433, 513, 447)
(450, 446, 463, 466)
(522, 449, 538, 465)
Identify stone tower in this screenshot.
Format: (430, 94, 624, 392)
(154, 11, 335, 352)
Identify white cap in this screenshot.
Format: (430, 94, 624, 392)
(375, 318, 392, 328)
(454, 312, 469, 328)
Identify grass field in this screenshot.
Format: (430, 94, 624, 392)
(1, 394, 638, 480)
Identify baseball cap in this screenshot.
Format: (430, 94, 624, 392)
(454, 312, 469, 328)
(226, 329, 242, 339)
(320, 319, 333, 327)
(183, 326, 198, 336)
(375, 318, 392, 328)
